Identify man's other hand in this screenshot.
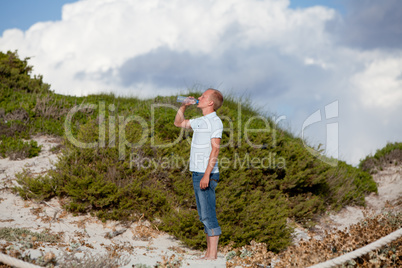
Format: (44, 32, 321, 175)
(200, 175, 210, 189)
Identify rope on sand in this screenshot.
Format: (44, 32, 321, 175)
(308, 228, 402, 268)
(0, 252, 42, 268)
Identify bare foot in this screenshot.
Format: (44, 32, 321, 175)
(197, 253, 217, 260)
(204, 256, 217, 260)
(197, 254, 208, 260)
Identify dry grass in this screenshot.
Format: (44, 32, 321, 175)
(0, 227, 61, 243)
(56, 249, 130, 268)
(34, 95, 70, 120)
(131, 219, 160, 241)
(155, 254, 183, 268)
(168, 246, 187, 254)
(226, 212, 401, 267)
(2, 108, 29, 122)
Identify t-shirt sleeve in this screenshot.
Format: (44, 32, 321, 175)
(189, 118, 196, 130)
(211, 118, 223, 139)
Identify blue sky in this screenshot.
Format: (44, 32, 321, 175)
(0, 0, 77, 34)
(0, 0, 401, 166)
(289, 0, 345, 13)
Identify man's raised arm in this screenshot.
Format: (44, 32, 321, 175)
(174, 105, 192, 129)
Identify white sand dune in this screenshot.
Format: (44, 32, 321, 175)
(325, 164, 401, 231)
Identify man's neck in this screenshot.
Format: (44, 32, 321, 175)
(202, 107, 215, 116)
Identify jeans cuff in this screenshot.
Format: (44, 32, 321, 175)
(205, 226, 222, 237)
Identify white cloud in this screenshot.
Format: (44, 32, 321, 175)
(0, 0, 401, 165)
(351, 56, 402, 109)
(304, 57, 329, 69)
(0, 0, 335, 95)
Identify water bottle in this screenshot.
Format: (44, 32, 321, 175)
(177, 96, 199, 104)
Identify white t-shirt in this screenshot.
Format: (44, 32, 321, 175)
(189, 112, 223, 173)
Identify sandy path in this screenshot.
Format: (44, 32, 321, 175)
(325, 164, 402, 230)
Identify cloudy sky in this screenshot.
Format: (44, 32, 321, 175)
(1, 0, 401, 166)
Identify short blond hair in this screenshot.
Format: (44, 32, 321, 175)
(207, 88, 223, 111)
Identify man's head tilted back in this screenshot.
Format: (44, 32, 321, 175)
(206, 88, 223, 111)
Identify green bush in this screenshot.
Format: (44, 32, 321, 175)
(360, 142, 402, 172)
(0, 136, 42, 160)
(14, 170, 56, 200)
(0, 51, 51, 94)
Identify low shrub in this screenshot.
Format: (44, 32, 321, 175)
(0, 136, 42, 160)
(56, 250, 130, 268)
(14, 170, 56, 200)
(0, 227, 60, 243)
(360, 142, 402, 172)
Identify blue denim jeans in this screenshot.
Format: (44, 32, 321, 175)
(192, 172, 221, 237)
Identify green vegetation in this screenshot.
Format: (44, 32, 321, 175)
(1, 50, 378, 252)
(0, 227, 60, 243)
(0, 227, 126, 267)
(57, 250, 130, 268)
(0, 136, 41, 159)
(360, 142, 402, 172)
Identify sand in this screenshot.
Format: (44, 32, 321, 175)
(293, 159, 402, 242)
(325, 164, 402, 230)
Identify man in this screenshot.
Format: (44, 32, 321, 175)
(174, 88, 224, 260)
